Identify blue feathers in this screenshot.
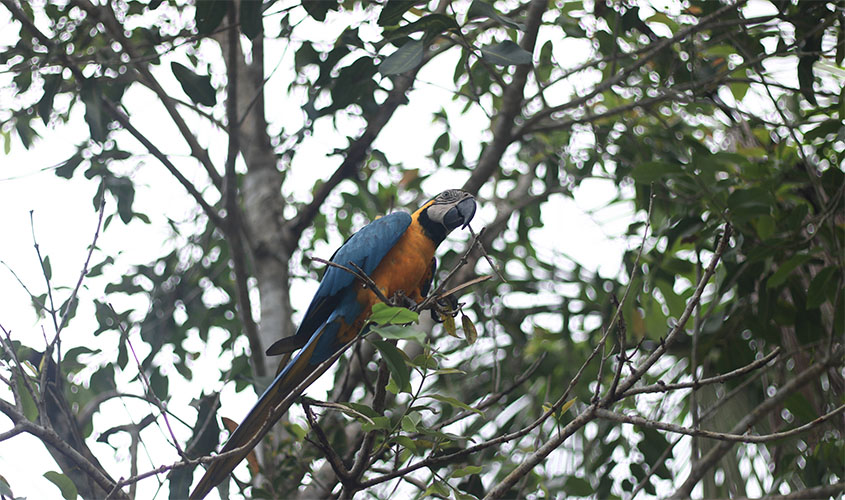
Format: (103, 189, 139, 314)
(250, 212, 413, 428)
(317, 212, 411, 297)
(278, 212, 412, 351)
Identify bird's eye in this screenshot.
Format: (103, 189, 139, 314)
(438, 189, 461, 203)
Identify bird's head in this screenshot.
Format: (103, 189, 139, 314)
(416, 189, 476, 243)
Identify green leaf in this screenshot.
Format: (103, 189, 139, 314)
(302, 0, 338, 22)
(370, 324, 426, 343)
(56, 152, 84, 179)
(451, 465, 482, 478)
(728, 187, 772, 220)
(797, 53, 817, 105)
(106, 176, 136, 224)
(729, 80, 749, 101)
(171, 62, 217, 107)
(802, 119, 842, 143)
(443, 313, 458, 337)
(378, 0, 417, 26)
(0, 476, 13, 498)
(195, 0, 228, 35)
(806, 266, 838, 309)
(432, 368, 465, 375)
(391, 435, 418, 453)
(379, 38, 424, 75)
(149, 369, 169, 399)
(372, 340, 411, 393)
(370, 303, 419, 324)
(19, 381, 39, 421)
(239, 0, 263, 39)
(480, 40, 533, 66)
(461, 314, 478, 344)
(360, 415, 391, 432)
(467, 1, 524, 30)
(38, 73, 62, 125)
(767, 253, 813, 289)
(80, 82, 107, 142)
(15, 117, 35, 149)
(42, 255, 52, 281)
(400, 414, 419, 432)
(630, 161, 681, 183)
(424, 479, 450, 497)
(44, 471, 78, 500)
(422, 393, 484, 416)
(754, 215, 776, 240)
(343, 402, 381, 419)
(326, 402, 377, 425)
(383, 13, 459, 43)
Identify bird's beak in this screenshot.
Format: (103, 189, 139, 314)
(444, 196, 476, 230)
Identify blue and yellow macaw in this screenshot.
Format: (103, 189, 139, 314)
(190, 190, 476, 499)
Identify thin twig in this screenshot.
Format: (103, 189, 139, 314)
(597, 189, 654, 404)
(302, 399, 351, 481)
(468, 226, 507, 283)
(596, 402, 845, 443)
(611, 225, 733, 402)
(56, 195, 105, 338)
(311, 257, 392, 305)
(621, 347, 781, 398)
(0, 398, 127, 498)
(106, 303, 186, 460)
(417, 227, 486, 313)
(670, 345, 843, 498)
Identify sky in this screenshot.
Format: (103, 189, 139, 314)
(0, 2, 653, 498)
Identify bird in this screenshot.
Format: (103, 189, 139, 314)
(190, 189, 476, 499)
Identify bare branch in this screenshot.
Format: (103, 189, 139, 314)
(311, 257, 392, 305)
(100, 99, 226, 228)
(512, 1, 748, 140)
(302, 399, 351, 482)
(611, 225, 733, 401)
(621, 347, 781, 398)
(0, 398, 128, 499)
(289, 74, 419, 239)
(669, 346, 844, 499)
(107, 304, 186, 460)
(728, 481, 845, 500)
(595, 402, 845, 443)
(49, 194, 106, 350)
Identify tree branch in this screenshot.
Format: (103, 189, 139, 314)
(620, 347, 781, 398)
(728, 481, 845, 500)
(669, 346, 844, 499)
(610, 225, 733, 401)
(0, 398, 128, 499)
(71, 0, 223, 189)
(512, 0, 747, 140)
(595, 402, 845, 443)
(222, 1, 264, 377)
(463, 0, 547, 195)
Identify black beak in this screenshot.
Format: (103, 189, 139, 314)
(444, 196, 476, 230)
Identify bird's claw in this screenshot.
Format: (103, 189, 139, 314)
(430, 294, 460, 323)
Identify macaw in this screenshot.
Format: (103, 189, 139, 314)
(190, 189, 476, 499)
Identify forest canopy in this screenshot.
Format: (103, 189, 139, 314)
(0, 0, 842, 499)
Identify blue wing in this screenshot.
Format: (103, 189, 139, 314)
(265, 211, 412, 357)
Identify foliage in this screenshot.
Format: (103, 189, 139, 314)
(0, 0, 842, 499)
